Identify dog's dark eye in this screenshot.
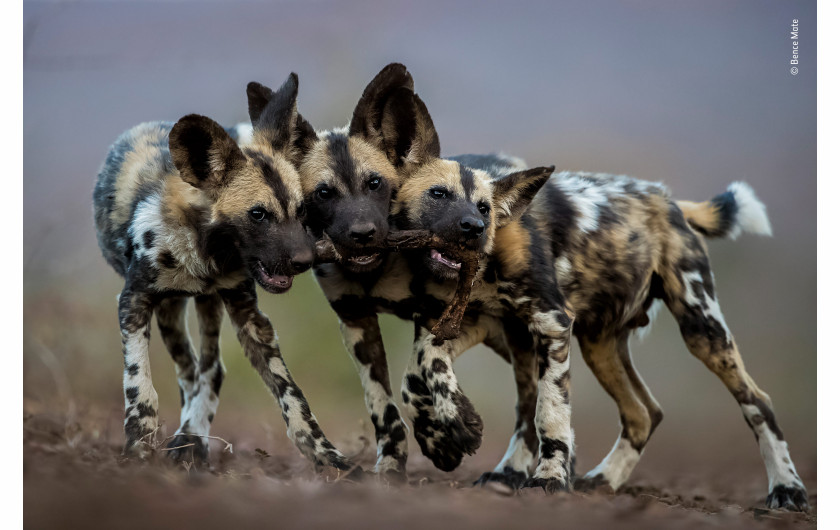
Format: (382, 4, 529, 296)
(249, 207, 267, 222)
(296, 203, 307, 219)
(477, 203, 490, 216)
(429, 187, 448, 199)
(317, 186, 334, 200)
(368, 176, 382, 191)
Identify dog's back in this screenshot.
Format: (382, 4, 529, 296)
(93, 121, 175, 276)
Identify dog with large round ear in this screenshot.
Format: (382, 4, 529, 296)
(347, 63, 441, 174)
(169, 114, 247, 198)
(349, 62, 414, 144)
(246, 73, 318, 166)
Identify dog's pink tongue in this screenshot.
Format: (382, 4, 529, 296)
(261, 269, 292, 289)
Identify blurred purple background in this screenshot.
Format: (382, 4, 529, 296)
(23, 0, 815, 484)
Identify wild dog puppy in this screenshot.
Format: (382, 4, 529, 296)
(448, 154, 808, 510)
(273, 64, 418, 478)
(284, 64, 566, 483)
(93, 74, 351, 471)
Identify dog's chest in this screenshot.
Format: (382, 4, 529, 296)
(130, 196, 245, 293)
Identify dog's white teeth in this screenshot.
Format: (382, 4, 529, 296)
(349, 254, 378, 265)
(430, 249, 462, 270)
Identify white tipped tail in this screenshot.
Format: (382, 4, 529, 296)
(678, 181, 773, 240)
(727, 181, 772, 239)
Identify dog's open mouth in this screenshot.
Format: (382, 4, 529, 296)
(255, 261, 293, 294)
(347, 253, 380, 267)
(430, 249, 462, 270)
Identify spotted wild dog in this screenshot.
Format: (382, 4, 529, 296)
(274, 64, 567, 484)
(241, 64, 419, 478)
(277, 63, 807, 509)
(92, 73, 352, 472)
(444, 153, 808, 510)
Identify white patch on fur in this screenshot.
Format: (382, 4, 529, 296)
(681, 270, 731, 339)
(130, 193, 218, 292)
(268, 356, 288, 377)
(495, 431, 535, 474)
(583, 437, 641, 489)
(234, 122, 254, 146)
(740, 404, 804, 492)
(176, 362, 224, 442)
(532, 354, 574, 482)
(554, 255, 573, 281)
(728, 181, 773, 239)
(554, 172, 637, 234)
(634, 299, 663, 341)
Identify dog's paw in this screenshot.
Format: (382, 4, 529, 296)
(475, 468, 528, 492)
(165, 434, 209, 464)
(574, 473, 614, 493)
(766, 484, 810, 512)
(521, 477, 570, 494)
(440, 392, 484, 454)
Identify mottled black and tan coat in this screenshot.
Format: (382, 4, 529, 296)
(289, 63, 808, 509)
(93, 74, 351, 471)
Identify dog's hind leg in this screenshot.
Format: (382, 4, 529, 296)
(119, 285, 159, 457)
(662, 247, 808, 511)
(157, 295, 225, 463)
(574, 330, 661, 491)
(475, 320, 538, 490)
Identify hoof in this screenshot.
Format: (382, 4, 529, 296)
(165, 434, 209, 464)
(766, 484, 810, 512)
(521, 477, 570, 494)
(474, 468, 527, 491)
(574, 473, 614, 492)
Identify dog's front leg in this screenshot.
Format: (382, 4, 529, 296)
(219, 281, 352, 471)
(119, 283, 159, 457)
(339, 315, 408, 479)
(521, 304, 575, 493)
(402, 322, 487, 471)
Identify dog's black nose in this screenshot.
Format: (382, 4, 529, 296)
(291, 250, 314, 273)
(460, 216, 485, 238)
(350, 223, 377, 244)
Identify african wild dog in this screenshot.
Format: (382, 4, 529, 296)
(284, 64, 807, 509)
(93, 73, 351, 471)
(279, 64, 568, 484)
(446, 153, 808, 510)
(273, 63, 421, 478)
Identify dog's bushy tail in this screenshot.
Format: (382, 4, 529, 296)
(677, 182, 772, 240)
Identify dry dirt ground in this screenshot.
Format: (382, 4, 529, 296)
(24, 403, 816, 530)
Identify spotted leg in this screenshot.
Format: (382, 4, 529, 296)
(159, 295, 226, 463)
(521, 305, 576, 493)
(475, 319, 539, 489)
(663, 255, 809, 511)
(219, 281, 352, 471)
(338, 315, 408, 478)
(401, 320, 489, 471)
(574, 330, 663, 491)
(119, 284, 159, 457)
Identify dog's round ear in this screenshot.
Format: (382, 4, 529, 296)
(249, 73, 317, 165)
(169, 114, 246, 192)
(491, 166, 555, 227)
(349, 63, 414, 140)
